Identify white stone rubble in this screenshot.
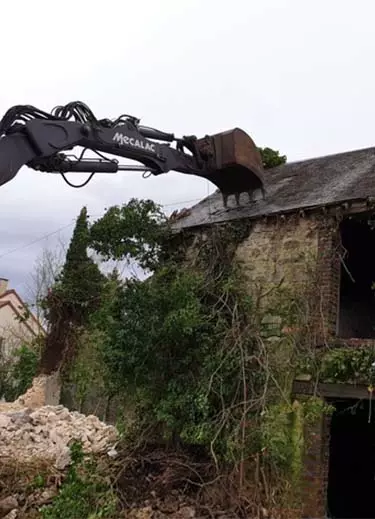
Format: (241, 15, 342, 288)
(0, 376, 119, 469)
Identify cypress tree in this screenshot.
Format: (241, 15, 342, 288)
(58, 206, 105, 326)
(40, 207, 105, 373)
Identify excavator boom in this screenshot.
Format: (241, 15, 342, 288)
(0, 101, 265, 206)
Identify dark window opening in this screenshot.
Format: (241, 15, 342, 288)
(327, 398, 375, 518)
(338, 216, 375, 338)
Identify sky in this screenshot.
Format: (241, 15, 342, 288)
(1, 0, 375, 300)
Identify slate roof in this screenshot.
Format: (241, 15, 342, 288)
(172, 146, 375, 231)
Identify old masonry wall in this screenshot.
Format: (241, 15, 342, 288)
(233, 213, 340, 518)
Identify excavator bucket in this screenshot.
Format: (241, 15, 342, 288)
(197, 128, 265, 203)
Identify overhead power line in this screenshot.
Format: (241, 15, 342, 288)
(0, 196, 205, 261)
(0, 222, 76, 260)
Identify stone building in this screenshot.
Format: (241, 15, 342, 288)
(172, 146, 375, 519)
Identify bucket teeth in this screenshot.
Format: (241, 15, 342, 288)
(221, 188, 266, 208)
(221, 192, 242, 207)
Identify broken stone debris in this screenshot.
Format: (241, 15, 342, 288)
(0, 496, 18, 516)
(2, 510, 18, 519)
(0, 376, 205, 518)
(0, 374, 118, 474)
(0, 404, 119, 469)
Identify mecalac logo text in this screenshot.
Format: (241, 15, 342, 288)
(113, 132, 156, 153)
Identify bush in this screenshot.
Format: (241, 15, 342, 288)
(41, 442, 118, 519)
(0, 344, 39, 401)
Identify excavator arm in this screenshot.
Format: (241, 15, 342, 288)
(0, 101, 265, 206)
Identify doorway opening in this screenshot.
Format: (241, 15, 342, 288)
(326, 398, 375, 518)
(338, 215, 375, 338)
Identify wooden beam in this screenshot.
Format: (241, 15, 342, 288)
(292, 380, 372, 400)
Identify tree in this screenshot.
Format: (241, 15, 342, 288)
(40, 207, 105, 374)
(49, 207, 105, 325)
(258, 147, 287, 169)
(88, 201, 260, 457)
(90, 198, 167, 272)
(25, 240, 67, 323)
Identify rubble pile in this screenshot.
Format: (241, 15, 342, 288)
(0, 374, 118, 472)
(0, 377, 212, 518)
(0, 404, 119, 469)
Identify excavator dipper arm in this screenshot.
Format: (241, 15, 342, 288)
(0, 102, 265, 206)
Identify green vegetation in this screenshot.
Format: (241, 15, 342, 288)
(39, 188, 336, 513)
(40, 442, 117, 519)
(0, 343, 39, 401)
(43, 206, 105, 328)
(299, 343, 375, 386)
(40, 206, 105, 374)
(258, 147, 287, 169)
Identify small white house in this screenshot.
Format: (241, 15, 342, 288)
(0, 278, 45, 359)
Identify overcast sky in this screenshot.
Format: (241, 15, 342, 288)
(1, 0, 375, 299)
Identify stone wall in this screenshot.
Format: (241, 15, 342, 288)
(232, 214, 340, 518)
(234, 213, 340, 345)
(235, 215, 319, 294)
(0, 373, 61, 412)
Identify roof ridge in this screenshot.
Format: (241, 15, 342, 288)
(0, 299, 44, 335)
(0, 289, 45, 331)
(278, 145, 375, 168)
